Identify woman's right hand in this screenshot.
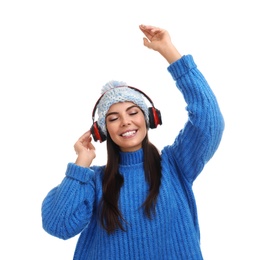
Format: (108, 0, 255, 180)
(74, 130, 96, 167)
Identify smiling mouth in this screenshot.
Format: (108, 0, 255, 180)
(121, 130, 137, 137)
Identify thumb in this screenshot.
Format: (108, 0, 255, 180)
(143, 37, 151, 49)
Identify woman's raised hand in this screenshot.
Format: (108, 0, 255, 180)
(139, 24, 181, 64)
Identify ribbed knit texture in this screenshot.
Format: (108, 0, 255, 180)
(41, 55, 224, 260)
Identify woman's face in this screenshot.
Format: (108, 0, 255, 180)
(106, 102, 147, 152)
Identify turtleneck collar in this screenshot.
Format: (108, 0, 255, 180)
(119, 148, 144, 166)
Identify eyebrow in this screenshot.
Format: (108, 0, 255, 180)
(106, 105, 139, 118)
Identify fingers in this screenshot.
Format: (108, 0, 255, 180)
(87, 142, 95, 151)
(140, 25, 164, 49)
(78, 130, 91, 141)
(74, 130, 92, 149)
(139, 24, 162, 36)
(139, 25, 152, 38)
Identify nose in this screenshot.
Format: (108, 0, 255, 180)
(120, 115, 131, 127)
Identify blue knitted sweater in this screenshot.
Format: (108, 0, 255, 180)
(42, 55, 224, 260)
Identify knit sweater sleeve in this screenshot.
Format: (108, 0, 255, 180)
(41, 163, 98, 240)
(166, 55, 224, 183)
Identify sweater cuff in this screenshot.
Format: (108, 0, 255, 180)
(65, 163, 94, 183)
(167, 55, 197, 81)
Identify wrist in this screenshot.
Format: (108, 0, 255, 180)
(160, 44, 182, 64)
(75, 157, 91, 168)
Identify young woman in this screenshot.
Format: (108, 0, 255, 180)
(41, 24, 224, 259)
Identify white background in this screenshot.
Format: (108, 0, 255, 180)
(1, 0, 254, 259)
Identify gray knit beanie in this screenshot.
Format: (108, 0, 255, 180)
(97, 80, 149, 136)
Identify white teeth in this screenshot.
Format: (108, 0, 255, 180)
(122, 131, 136, 137)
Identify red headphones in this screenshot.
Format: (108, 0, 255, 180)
(90, 86, 162, 142)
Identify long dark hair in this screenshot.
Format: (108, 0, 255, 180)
(99, 133, 162, 234)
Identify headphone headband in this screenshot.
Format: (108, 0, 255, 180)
(90, 85, 162, 142)
(92, 86, 155, 122)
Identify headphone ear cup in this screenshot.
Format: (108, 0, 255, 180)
(90, 122, 107, 143)
(148, 107, 162, 129)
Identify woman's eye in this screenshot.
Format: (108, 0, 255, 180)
(108, 117, 118, 122)
(129, 111, 138, 116)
